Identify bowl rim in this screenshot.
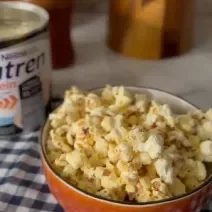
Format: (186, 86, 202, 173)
(40, 86, 212, 207)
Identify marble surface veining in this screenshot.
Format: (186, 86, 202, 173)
(52, 0, 212, 110)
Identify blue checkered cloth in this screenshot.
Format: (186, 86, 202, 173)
(0, 132, 64, 212)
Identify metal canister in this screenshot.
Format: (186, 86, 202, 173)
(0, 1, 51, 135)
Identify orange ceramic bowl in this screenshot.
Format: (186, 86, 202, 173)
(40, 87, 212, 212)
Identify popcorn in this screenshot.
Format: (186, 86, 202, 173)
(65, 150, 86, 170)
(163, 145, 181, 161)
(62, 164, 77, 178)
(101, 174, 120, 189)
(95, 189, 112, 199)
(197, 120, 212, 140)
(114, 86, 133, 107)
(101, 115, 123, 133)
(144, 134, 164, 159)
(108, 144, 119, 163)
(160, 104, 175, 127)
(139, 152, 152, 165)
(50, 130, 72, 153)
(94, 136, 108, 157)
(155, 158, 174, 184)
(90, 106, 106, 117)
(178, 159, 196, 178)
(85, 93, 102, 111)
(50, 114, 66, 129)
(69, 93, 85, 107)
(138, 176, 151, 191)
(101, 116, 114, 132)
(66, 129, 74, 146)
(199, 140, 212, 162)
(195, 161, 207, 181)
(125, 184, 136, 193)
(105, 127, 128, 144)
(188, 135, 200, 150)
(94, 167, 105, 179)
(205, 108, 212, 121)
(121, 169, 138, 183)
(168, 178, 186, 196)
(85, 115, 101, 128)
(184, 177, 201, 191)
(47, 85, 212, 203)
(89, 154, 106, 167)
(96, 189, 112, 199)
(54, 154, 68, 168)
(177, 114, 196, 133)
(131, 155, 143, 169)
(74, 139, 94, 156)
(117, 143, 133, 162)
(135, 191, 152, 202)
(151, 178, 170, 198)
(135, 94, 149, 112)
(144, 113, 158, 128)
(116, 160, 128, 173)
(101, 84, 114, 104)
(146, 164, 157, 179)
(47, 151, 61, 163)
(128, 128, 146, 152)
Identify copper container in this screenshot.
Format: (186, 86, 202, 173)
(107, 0, 194, 59)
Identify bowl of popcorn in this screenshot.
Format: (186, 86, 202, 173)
(41, 85, 212, 212)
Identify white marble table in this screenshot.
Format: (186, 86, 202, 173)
(52, 0, 212, 110)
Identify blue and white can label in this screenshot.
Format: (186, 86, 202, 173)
(0, 33, 51, 135)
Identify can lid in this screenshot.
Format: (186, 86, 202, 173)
(0, 1, 49, 42)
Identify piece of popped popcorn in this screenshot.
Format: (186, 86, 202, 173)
(144, 113, 158, 128)
(101, 116, 114, 132)
(197, 120, 212, 140)
(151, 178, 171, 199)
(105, 127, 128, 144)
(117, 143, 133, 162)
(101, 84, 114, 104)
(94, 136, 108, 157)
(114, 86, 133, 107)
(50, 130, 72, 153)
(155, 158, 174, 184)
(120, 169, 138, 184)
(184, 177, 201, 191)
(125, 184, 136, 193)
(65, 150, 86, 170)
(195, 161, 207, 181)
(177, 114, 196, 133)
(101, 174, 120, 190)
(168, 178, 186, 196)
(128, 128, 147, 152)
(135, 94, 150, 112)
(205, 108, 212, 121)
(144, 134, 164, 159)
(138, 176, 151, 191)
(163, 145, 181, 161)
(62, 164, 77, 178)
(85, 93, 102, 111)
(160, 104, 175, 127)
(139, 152, 152, 165)
(199, 140, 212, 162)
